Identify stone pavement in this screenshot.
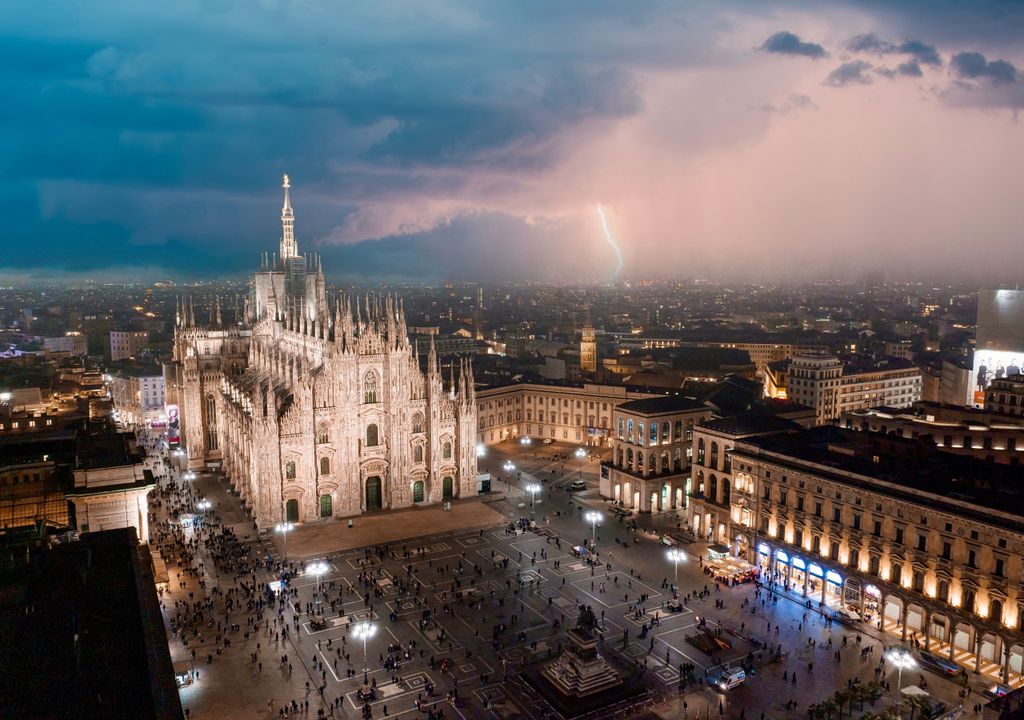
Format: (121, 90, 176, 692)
(148, 435, 1001, 719)
(273, 500, 508, 560)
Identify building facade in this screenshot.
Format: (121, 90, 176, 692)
(169, 177, 477, 528)
(108, 366, 166, 426)
(600, 396, 712, 513)
(580, 324, 597, 375)
(475, 382, 656, 447)
(986, 374, 1024, 418)
(842, 401, 1024, 465)
(787, 354, 922, 425)
(730, 427, 1024, 685)
(109, 330, 149, 361)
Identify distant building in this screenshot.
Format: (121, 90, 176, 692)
(107, 365, 166, 426)
(842, 401, 1024, 465)
(786, 354, 922, 425)
(43, 333, 87, 356)
(580, 323, 597, 375)
(109, 329, 148, 361)
(971, 289, 1024, 406)
(986, 374, 1024, 418)
(940, 359, 972, 407)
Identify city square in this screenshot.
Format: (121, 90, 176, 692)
(152, 435, 999, 720)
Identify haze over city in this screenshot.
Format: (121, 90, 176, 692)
(5, 1, 1024, 283)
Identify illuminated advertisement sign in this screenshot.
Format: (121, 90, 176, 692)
(970, 349, 1024, 406)
(166, 404, 181, 444)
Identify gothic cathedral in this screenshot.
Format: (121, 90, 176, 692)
(169, 176, 478, 528)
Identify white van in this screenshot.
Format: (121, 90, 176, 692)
(713, 667, 746, 691)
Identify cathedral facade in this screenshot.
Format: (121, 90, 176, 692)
(169, 177, 478, 527)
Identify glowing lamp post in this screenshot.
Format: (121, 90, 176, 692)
(275, 521, 295, 561)
(305, 560, 329, 610)
(585, 511, 602, 547)
(526, 483, 541, 517)
(885, 647, 916, 699)
(196, 499, 212, 512)
(575, 447, 586, 479)
(352, 621, 377, 681)
(666, 548, 686, 594)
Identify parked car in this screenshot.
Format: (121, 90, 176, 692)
(711, 667, 746, 691)
(570, 479, 587, 491)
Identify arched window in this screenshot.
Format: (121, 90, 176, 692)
(317, 424, 329, 444)
(647, 453, 655, 471)
(661, 451, 669, 472)
(205, 394, 218, 451)
(412, 413, 424, 434)
(685, 419, 693, 441)
(285, 461, 296, 479)
(661, 422, 669, 443)
(366, 423, 379, 447)
(722, 478, 730, 506)
(626, 448, 633, 466)
(709, 474, 718, 502)
(696, 470, 704, 494)
(363, 371, 378, 404)
(443, 441, 452, 459)
(638, 423, 645, 445)
(617, 417, 624, 439)
(674, 447, 682, 471)
(637, 451, 644, 471)
(320, 456, 330, 475)
(991, 598, 1004, 624)
(710, 442, 719, 469)
(649, 422, 658, 445)
(627, 419, 634, 442)
(697, 438, 706, 465)
(414, 444, 423, 463)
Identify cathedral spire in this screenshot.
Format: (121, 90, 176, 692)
(280, 173, 297, 259)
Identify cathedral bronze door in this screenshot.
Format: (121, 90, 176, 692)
(366, 476, 383, 511)
(286, 498, 299, 523)
(413, 480, 424, 503)
(442, 475, 453, 500)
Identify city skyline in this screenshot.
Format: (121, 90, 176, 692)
(4, 1, 1024, 284)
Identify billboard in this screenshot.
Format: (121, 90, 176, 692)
(166, 404, 181, 444)
(970, 349, 1024, 406)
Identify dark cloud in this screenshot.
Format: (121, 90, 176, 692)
(898, 60, 924, 77)
(760, 31, 828, 58)
(951, 51, 1017, 83)
(825, 60, 874, 86)
(846, 33, 941, 66)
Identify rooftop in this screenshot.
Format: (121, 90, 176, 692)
(735, 426, 1024, 533)
(700, 413, 800, 437)
(617, 394, 708, 415)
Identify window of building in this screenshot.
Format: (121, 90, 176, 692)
(967, 549, 977, 568)
(285, 461, 296, 479)
(366, 423, 379, 447)
(833, 507, 842, 523)
(849, 549, 859, 568)
(443, 441, 452, 459)
(412, 413, 424, 434)
(318, 425, 330, 444)
(320, 457, 330, 475)
(364, 371, 378, 404)
(941, 542, 951, 560)
(917, 534, 927, 552)
(894, 527, 904, 545)
(872, 520, 882, 537)
(995, 558, 1005, 577)
(890, 563, 902, 585)
(697, 438, 705, 465)
(414, 444, 423, 463)
(937, 580, 949, 602)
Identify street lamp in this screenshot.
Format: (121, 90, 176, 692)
(275, 521, 295, 562)
(196, 499, 212, 511)
(476, 444, 486, 458)
(305, 560, 329, 610)
(585, 511, 602, 547)
(526, 483, 541, 513)
(885, 647, 916, 698)
(575, 447, 586, 479)
(666, 548, 686, 594)
(503, 460, 516, 473)
(352, 621, 377, 680)
(520, 437, 532, 446)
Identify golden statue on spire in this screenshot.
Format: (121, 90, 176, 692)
(282, 173, 290, 189)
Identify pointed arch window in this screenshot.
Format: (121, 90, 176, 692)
(364, 371, 378, 404)
(412, 412, 424, 434)
(317, 424, 329, 444)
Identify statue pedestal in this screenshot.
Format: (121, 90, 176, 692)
(541, 628, 622, 698)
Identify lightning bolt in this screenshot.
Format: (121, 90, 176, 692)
(597, 204, 624, 281)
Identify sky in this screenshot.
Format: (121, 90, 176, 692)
(3, 0, 1024, 284)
